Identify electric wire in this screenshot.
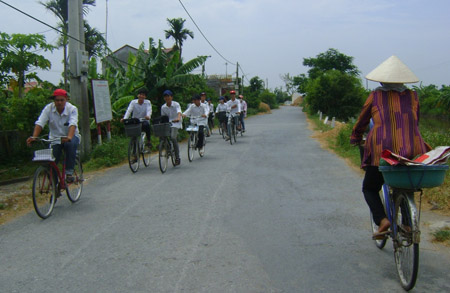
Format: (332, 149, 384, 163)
(0, 0, 86, 45)
(177, 0, 235, 66)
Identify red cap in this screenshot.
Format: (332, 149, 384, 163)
(52, 89, 68, 98)
(230, 90, 236, 94)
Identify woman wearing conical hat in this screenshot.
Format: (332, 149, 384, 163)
(350, 56, 430, 239)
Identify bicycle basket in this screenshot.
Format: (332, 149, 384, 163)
(124, 123, 142, 137)
(186, 125, 199, 132)
(152, 123, 171, 137)
(33, 149, 55, 162)
(379, 164, 449, 189)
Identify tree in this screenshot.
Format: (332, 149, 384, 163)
(0, 33, 54, 97)
(249, 76, 265, 93)
(304, 70, 365, 120)
(164, 18, 194, 60)
(104, 38, 207, 116)
(280, 73, 295, 95)
(303, 48, 359, 79)
(84, 23, 107, 58)
(40, 0, 96, 89)
(292, 73, 309, 94)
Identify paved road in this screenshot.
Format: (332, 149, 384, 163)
(1, 107, 449, 292)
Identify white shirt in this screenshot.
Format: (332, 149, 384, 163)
(207, 103, 214, 113)
(226, 98, 241, 115)
(183, 103, 208, 126)
(35, 102, 80, 140)
(215, 103, 228, 113)
(123, 99, 152, 119)
(201, 101, 210, 113)
(161, 101, 182, 129)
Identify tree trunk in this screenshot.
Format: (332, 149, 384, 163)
(18, 71, 24, 98)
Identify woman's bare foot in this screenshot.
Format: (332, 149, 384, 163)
(378, 217, 390, 233)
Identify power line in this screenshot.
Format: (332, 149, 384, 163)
(0, 0, 86, 45)
(177, 0, 235, 66)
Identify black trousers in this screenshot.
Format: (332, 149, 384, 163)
(141, 121, 151, 141)
(362, 166, 386, 226)
(197, 125, 205, 148)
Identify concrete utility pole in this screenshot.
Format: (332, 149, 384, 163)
(68, 0, 91, 158)
(235, 62, 239, 93)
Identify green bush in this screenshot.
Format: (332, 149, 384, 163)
(84, 136, 129, 170)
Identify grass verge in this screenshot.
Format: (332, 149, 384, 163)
(307, 112, 450, 212)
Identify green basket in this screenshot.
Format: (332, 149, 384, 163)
(379, 164, 449, 189)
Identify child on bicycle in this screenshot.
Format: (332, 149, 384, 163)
(225, 90, 241, 140)
(183, 94, 208, 149)
(120, 88, 152, 147)
(160, 90, 182, 165)
(26, 89, 80, 183)
(350, 56, 430, 239)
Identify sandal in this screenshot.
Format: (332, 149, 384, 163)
(372, 230, 390, 240)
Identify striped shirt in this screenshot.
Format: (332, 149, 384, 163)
(350, 89, 430, 167)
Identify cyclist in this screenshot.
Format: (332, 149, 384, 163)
(350, 56, 430, 239)
(225, 90, 241, 140)
(183, 94, 208, 149)
(207, 98, 215, 130)
(160, 90, 182, 165)
(26, 89, 80, 183)
(238, 94, 247, 132)
(200, 92, 211, 136)
(216, 96, 229, 138)
(120, 88, 152, 147)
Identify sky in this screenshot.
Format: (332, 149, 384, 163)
(1, 0, 450, 91)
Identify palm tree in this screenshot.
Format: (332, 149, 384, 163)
(84, 23, 107, 58)
(164, 18, 194, 60)
(40, 0, 96, 89)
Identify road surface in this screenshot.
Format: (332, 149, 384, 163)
(1, 106, 449, 292)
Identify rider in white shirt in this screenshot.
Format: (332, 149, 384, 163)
(200, 92, 211, 136)
(226, 90, 241, 135)
(183, 94, 208, 149)
(161, 89, 182, 165)
(239, 94, 247, 132)
(121, 88, 152, 146)
(27, 89, 80, 182)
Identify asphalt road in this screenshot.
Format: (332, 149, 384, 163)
(1, 106, 449, 292)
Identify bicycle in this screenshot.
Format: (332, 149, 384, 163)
(123, 118, 151, 173)
(361, 143, 449, 291)
(216, 111, 227, 139)
(236, 113, 244, 137)
(227, 113, 239, 145)
(30, 137, 83, 219)
(186, 116, 206, 162)
(153, 122, 176, 173)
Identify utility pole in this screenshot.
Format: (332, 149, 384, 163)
(241, 75, 244, 95)
(235, 62, 239, 93)
(225, 62, 228, 78)
(69, 0, 91, 158)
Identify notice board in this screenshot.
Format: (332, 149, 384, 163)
(92, 80, 112, 123)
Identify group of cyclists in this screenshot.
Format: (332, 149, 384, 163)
(125, 89, 248, 165)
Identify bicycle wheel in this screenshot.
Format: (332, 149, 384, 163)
(128, 138, 139, 173)
(66, 158, 84, 203)
(188, 133, 195, 162)
(393, 191, 419, 291)
(159, 140, 168, 173)
(370, 185, 388, 249)
(169, 140, 176, 166)
(199, 141, 205, 157)
(233, 122, 237, 143)
(227, 123, 233, 145)
(32, 165, 56, 219)
(141, 133, 151, 167)
(218, 123, 223, 135)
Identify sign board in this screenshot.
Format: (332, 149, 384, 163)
(91, 80, 113, 123)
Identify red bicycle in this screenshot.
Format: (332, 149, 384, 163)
(31, 137, 84, 219)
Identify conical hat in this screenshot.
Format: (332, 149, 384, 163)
(365, 55, 419, 83)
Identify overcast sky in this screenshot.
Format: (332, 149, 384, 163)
(1, 0, 449, 91)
